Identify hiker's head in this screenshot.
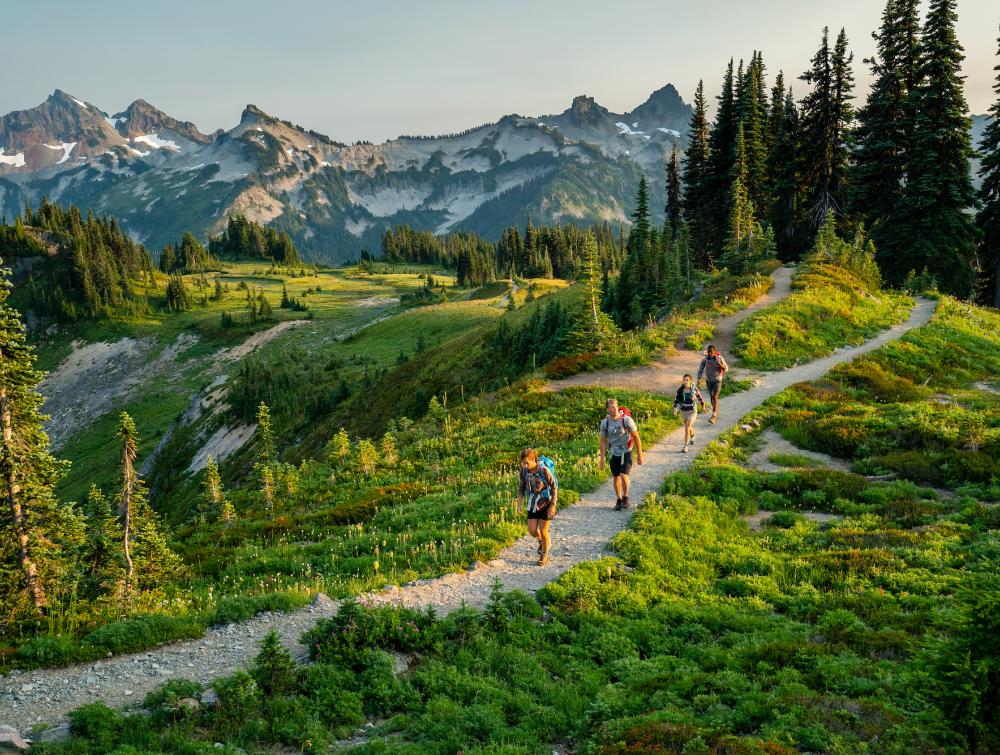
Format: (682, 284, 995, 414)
(520, 448, 539, 470)
(683, 373, 692, 386)
(706, 345, 716, 357)
(605, 398, 619, 417)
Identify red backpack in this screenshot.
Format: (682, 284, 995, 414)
(617, 406, 635, 451)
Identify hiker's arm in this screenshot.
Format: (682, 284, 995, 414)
(516, 473, 526, 512)
(545, 468, 557, 506)
(631, 431, 644, 463)
(719, 355, 729, 372)
(599, 435, 607, 468)
(696, 359, 706, 382)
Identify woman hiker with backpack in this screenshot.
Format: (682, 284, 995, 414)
(516, 448, 558, 566)
(674, 374, 706, 453)
(599, 397, 644, 510)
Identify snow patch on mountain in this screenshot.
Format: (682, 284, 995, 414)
(348, 185, 432, 216)
(0, 149, 26, 167)
(44, 142, 77, 164)
(657, 127, 681, 137)
(345, 217, 368, 237)
(71, 97, 88, 108)
(133, 133, 181, 151)
(615, 122, 650, 139)
(431, 165, 553, 233)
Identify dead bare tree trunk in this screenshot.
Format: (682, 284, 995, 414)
(0, 386, 47, 613)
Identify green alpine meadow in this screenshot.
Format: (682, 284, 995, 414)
(1, 0, 999, 752)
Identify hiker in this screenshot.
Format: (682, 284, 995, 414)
(697, 344, 729, 424)
(673, 374, 706, 453)
(516, 448, 558, 566)
(599, 398, 643, 510)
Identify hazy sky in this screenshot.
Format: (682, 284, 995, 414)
(1, 0, 997, 143)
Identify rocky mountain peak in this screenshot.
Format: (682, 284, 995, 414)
(565, 94, 609, 127)
(113, 99, 218, 144)
(239, 104, 272, 126)
(627, 84, 690, 132)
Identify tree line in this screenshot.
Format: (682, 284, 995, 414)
(680, 0, 997, 302)
(2, 200, 155, 321)
(208, 215, 302, 266)
(381, 220, 625, 286)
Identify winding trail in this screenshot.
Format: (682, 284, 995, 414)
(0, 269, 936, 735)
(548, 265, 794, 394)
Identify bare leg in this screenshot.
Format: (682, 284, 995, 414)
(527, 518, 540, 542)
(537, 519, 552, 562)
(621, 473, 631, 499)
(613, 475, 624, 500)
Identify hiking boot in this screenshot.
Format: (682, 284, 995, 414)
(682, 445, 689, 453)
(614, 498, 623, 511)
(709, 417, 718, 425)
(537, 554, 550, 566)
(621, 496, 630, 510)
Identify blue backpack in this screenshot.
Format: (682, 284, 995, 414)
(536, 456, 558, 500)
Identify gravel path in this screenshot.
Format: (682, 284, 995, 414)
(0, 279, 935, 736)
(547, 265, 794, 394)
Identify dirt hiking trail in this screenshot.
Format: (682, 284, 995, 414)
(0, 270, 936, 735)
(548, 265, 794, 394)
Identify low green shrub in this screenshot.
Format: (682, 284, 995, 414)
(83, 614, 204, 655)
(16, 635, 100, 667)
(207, 591, 310, 626)
(766, 511, 803, 528)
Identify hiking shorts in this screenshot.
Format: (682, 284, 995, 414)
(527, 501, 556, 520)
(680, 408, 698, 423)
(706, 380, 722, 399)
(610, 451, 632, 477)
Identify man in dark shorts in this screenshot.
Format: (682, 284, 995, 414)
(697, 344, 729, 424)
(599, 398, 644, 510)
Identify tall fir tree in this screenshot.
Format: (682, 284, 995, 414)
(199, 456, 224, 522)
(615, 178, 653, 328)
(768, 86, 804, 259)
(740, 51, 771, 215)
(666, 147, 682, 240)
(115, 412, 181, 603)
(0, 257, 82, 616)
(722, 126, 755, 272)
(568, 233, 619, 353)
(851, 0, 917, 237)
(256, 401, 275, 466)
(681, 80, 712, 264)
(705, 60, 739, 261)
(882, 0, 979, 294)
(118, 412, 139, 589)
(799, 27, 855, 226)
(976, 28, 1000, 306)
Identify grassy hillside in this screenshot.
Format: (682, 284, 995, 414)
(30, 261, 458, 504)
(733, 261, 912, 370)
(732, 296, 1000, 496)
(5, 382, 681, 670)
(40, 295, 1000, 753)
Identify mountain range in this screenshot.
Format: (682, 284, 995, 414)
(0, 87, 692, 262)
